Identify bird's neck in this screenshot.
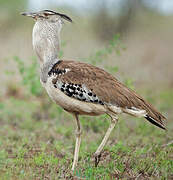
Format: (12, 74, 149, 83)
(32, 20, 62, 66)
(32, 20, 62, 82)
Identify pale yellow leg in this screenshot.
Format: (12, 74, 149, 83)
(72, 114, 82, 171)
(94, 116, 118, 166)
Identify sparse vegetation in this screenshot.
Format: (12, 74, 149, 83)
(0, 35, 172, 179)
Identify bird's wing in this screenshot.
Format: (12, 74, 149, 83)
(49, 60, 166, 129)
(49, 60, 122, 105)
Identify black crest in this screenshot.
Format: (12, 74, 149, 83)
(44, 10, 72, 22)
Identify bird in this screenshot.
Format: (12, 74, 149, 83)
(21, 10, 166, 171)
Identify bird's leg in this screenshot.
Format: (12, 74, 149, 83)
(94, 116, 118, 166)
(72, 114, 82, 171)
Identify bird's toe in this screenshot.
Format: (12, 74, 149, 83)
(92, 152, 102, 167)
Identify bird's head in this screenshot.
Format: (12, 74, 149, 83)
(21, 10, 72, 64)
(21, 9, 72, 24)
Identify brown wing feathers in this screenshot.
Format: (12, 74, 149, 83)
(118, 86, 166, 129)
(108, 82, 166, 129)
(51, 60, 166, 130)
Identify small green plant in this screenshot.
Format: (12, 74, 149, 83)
(124, 78, 135, 90)
(85, 34, 134, 89)
(14, 56, 43, 96)
(86, 34, 125, 66)
(13, 40, 68, 97)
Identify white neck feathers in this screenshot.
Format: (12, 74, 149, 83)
(32, 19, 62, 65)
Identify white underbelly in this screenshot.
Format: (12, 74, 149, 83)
(41, 77, 107, 115)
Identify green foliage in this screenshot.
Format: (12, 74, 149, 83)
(84, 34, 134, 89)
(86, 34, 125, 66)
(33, 152, 58, 166)
(14, 56, 43, 96)
(13, 40, 68, 97)
(0, 150, 7, 168)
(124, 78, 135, 90)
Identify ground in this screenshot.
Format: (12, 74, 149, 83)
(0, 85, 172, 179)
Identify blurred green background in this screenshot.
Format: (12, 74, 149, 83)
(0, 0, 172, 179)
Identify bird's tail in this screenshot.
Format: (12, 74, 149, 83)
(122, 96, 166, 130)
(139, 99, 166, 130)
(144, 111, 166, 130)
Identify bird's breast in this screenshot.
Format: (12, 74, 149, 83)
(41, 76, 107, 116)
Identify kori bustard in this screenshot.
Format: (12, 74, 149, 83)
(21, 10, 166, 171)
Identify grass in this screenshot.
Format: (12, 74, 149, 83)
(0, 92, 172, 179)
(0, 36, 173, 179)
(0, 78, 173, 180)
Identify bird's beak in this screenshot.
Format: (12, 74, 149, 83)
(21, 12, 37, 19)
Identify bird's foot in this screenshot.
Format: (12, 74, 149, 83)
(93, 152, 102, 167)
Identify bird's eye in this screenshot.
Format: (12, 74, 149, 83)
(43, 13, 48, 17)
